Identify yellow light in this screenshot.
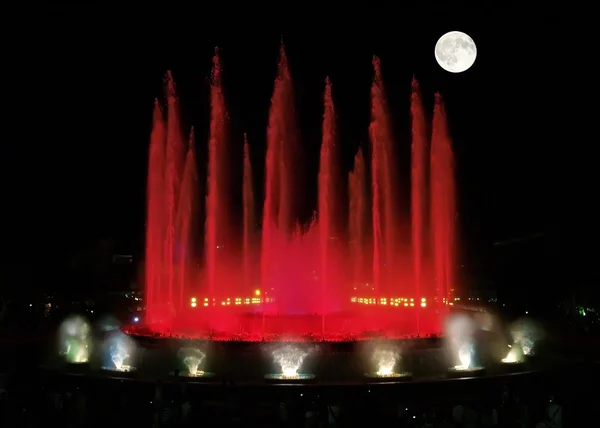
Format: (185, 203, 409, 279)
(191, 297, 197, 303)
(421, 302, 426, 307)
(191, 302, 197, 308)
(421, 297, 426, 302)
(255, 289, 261, 296)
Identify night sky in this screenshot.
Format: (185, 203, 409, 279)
(3, 8, 595, 293)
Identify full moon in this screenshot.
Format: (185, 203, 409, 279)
(434, 31, 477, 73)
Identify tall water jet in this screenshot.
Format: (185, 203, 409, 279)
(318, 78, 339, 332)
(176, 129, 198, 311)
(165, 72, 187, 311)
(369, 59, 385, 301)
(243, 134, 255, 291)
(137, 52, 461, 340)
(349, 149, 367, 292)
(370, 57, 399, 295)
(272, 43, 301, 235)
(145, 100, 166, 323)
(431, 93, 456, 323)
(410, 77, 428, 334)
(206, 49, 230, 318)
(261, 60, 282, 317)
(263, 43, 304, 315)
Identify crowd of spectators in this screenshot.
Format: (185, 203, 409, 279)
(0, 372, 573, 427)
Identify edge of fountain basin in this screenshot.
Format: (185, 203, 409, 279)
(38, 365, 557, 389)
(122, 325, 445, 348)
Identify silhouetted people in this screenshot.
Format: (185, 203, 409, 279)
(542, 396, 562, 428)
(326, 401, 340, 426)
(304, 401, 319, 428)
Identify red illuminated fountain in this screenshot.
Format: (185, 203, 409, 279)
(137, 45, 457, 342)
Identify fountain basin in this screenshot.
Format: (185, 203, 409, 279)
(65, 362, 91, 375)
(100, 365, 137, 378)
(264, 373, 316, 383)
(498, 360, 527, 374)
(364, 372, 412, 382)
(447, 366, 485, 378)
(170, 370, 216, 380)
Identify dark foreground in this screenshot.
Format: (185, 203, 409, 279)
(1, 362, 598, 427)
(0, 335, 599, 427)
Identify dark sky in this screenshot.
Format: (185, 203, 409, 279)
(3, 7, 595, 284)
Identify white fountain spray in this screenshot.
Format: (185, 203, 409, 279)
(510, 318, 542, 356)
(374, 348, 398, 376)
(272, 345, 309, 378)
(178, 348, 206, 377)
(58, 315, 92, 364)
(502, 317, 543, 363)
(110, 343, 129, 371)
(502, 344, 524, 363)
(445, 313, 483, 372)
(456, 342, 474, 370)
(104, 332, 136, 372)
(363, 344, 411, 379)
